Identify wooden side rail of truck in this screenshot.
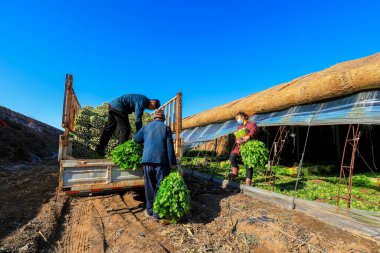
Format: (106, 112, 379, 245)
(58, 74, 182, 195)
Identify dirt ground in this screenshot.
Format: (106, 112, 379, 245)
(0, 162, 379, 253)
(0, 160, 60, 239)
(0, 160, 67, 252)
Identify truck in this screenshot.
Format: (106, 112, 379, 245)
(58, 74, 182, 195)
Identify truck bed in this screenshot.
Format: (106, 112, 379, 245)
(59, 159, 144, 195)
(58, 75, 182, 196)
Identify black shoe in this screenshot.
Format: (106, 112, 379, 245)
(95, 145, 105, 157)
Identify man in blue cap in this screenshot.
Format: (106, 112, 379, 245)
(96, 94, 160, 156)
(134, 109, 177, 219)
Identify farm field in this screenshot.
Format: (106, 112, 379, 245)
(181, 156, 380, 212)
(0, 160, 379, 253)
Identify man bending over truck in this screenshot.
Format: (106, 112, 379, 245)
(134, 109, 177, 220)
(95, 94, 160, 156)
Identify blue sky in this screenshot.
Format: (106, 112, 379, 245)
(1, 0, 379, 129)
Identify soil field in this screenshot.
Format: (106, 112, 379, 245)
(0, 161, 379, 253)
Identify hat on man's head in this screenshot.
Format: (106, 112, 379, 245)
(154, 109, 165, 120)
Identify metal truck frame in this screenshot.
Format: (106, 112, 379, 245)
(58, 74, 182, 195)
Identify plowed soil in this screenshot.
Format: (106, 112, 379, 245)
(0, 161, 379, 253)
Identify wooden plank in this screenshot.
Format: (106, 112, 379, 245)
(61, 159, 144, 169)
(61, 159, 115, 167)
(69, 180, 145, 191)
(59, 159, 145, 192)
(175, 92, 182, 158)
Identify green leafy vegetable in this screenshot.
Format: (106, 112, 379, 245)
(240, 140, 269, 169)
(219, 160, 231, 170)
(153, 172, 191, 223)
(351, 175, 372, 187)
(111, 140, 143, 170)
(181, 156, 380, 211)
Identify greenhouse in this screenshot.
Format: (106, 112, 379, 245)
(180, 52, 380, 220)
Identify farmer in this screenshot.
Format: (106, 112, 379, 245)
(229, 111, 257, 186)
(95, 94, 160, 156)
(134, 109, 177, 219)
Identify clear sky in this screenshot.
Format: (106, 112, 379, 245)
(1, 0, 379, 129)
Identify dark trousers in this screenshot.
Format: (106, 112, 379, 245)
(98, 108, 131, 148)
(229, 152, 253, 179)
(143, 164, 169, 218)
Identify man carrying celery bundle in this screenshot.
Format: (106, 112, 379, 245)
(134, 109, 177, 220)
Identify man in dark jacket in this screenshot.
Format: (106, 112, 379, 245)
(96, 94, 160, 156)
(134, 109, 177, 219)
